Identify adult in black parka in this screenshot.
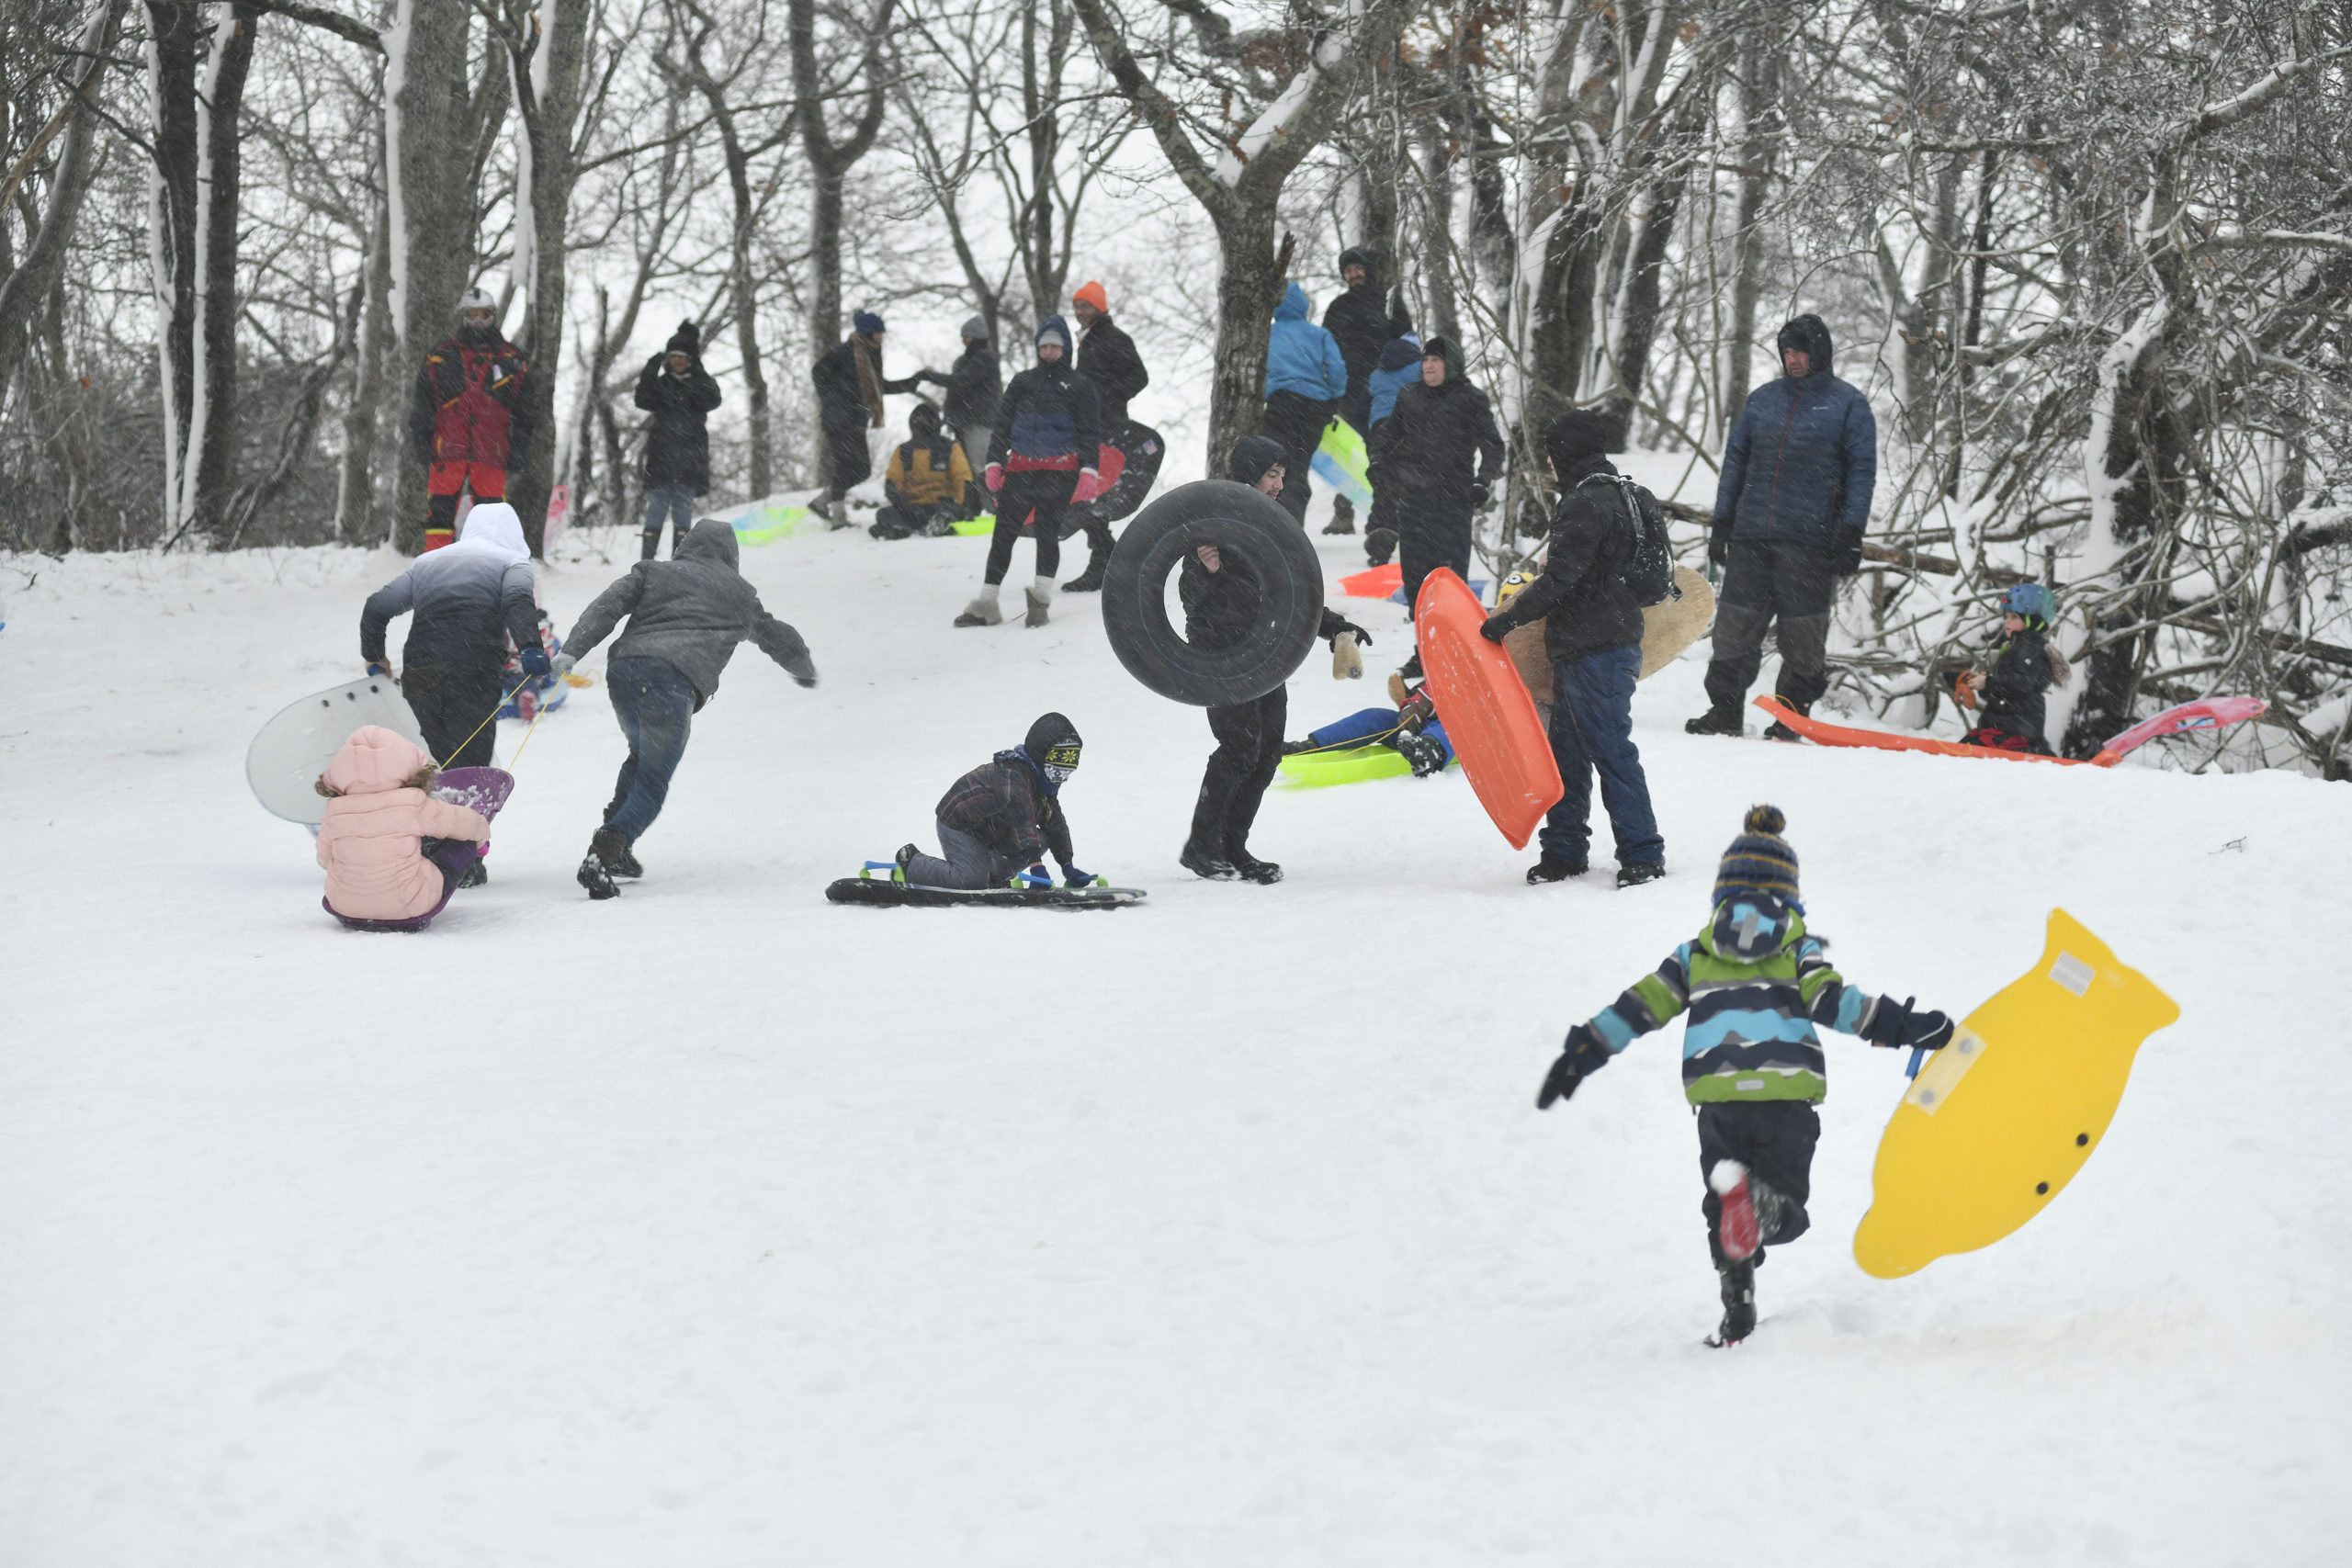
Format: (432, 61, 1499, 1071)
(917, 317, 1001, 462)
(811, 310, 920, 522)
(1320, 246, 1412, 534)
(1369, 335, 1506, 629)
(634, 321, 722, 559)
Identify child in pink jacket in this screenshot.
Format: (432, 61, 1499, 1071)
(315, 726, 492, 920)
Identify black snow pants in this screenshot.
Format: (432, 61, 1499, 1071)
(403, 662, 508, 769)
(1188, 686, 1287, 860)
(1397, 491, 1475, 617)
(1262, 391, 1338, 524)
(1696, 1100, 1820, 1269)
(985, 470, 1073, 583)
(1702, 539, 1839, 712)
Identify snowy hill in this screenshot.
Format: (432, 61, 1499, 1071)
(2, 526, 2346, 1565)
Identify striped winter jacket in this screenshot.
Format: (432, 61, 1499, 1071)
(1585, 895, 1904, 1104)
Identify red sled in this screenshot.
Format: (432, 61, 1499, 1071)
(1414, 568, 1563, 848)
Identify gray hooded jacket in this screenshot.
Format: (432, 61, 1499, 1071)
(562, 518, 814, 706)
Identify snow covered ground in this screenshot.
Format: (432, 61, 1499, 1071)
(3, 520, 2346, 1565)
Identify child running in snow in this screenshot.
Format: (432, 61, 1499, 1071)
(893, 713, 1095, 890)
(1533, 806, 1956, 1346)
(1956, 583, 2070, 754)
(314, 726, 492, 923)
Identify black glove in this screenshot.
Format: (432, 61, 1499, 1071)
(1328, 617, 1370, 649)
(518, 646, 551, 678)
(1830, 525, 1866, 576)
(1536, 1023, 1614, 1110)
(1477, 612, 1512, 644)
(1708, 525, 1731, 570)
(1861, 996, 1955, 1052)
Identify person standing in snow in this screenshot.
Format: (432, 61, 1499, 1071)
(360, 500, 547, 855)
(1478, 412, 1666, 888)
(1955, 583, 2070, 753)
(1178, 435, 1372, 885)
(1062, 280, 1151, 592)
(408, 288, 535, 553)
(1260, 281, 1350, 525)
(961, 317, 1102, 630)
(634, 320, 722, 560)
(917, 317, 1001, 477)
(1368, 334, 1505, 646)
(892, 713, 1093, 891)
(1319, 247, 1411, 536)
(1532, 805, 1955, 1346)
(1686, 314, 1878, 740)
(810, 310, 920, 524)
(1359, 330, 1422, 566)
(870, 403, 979, 539)
(556, 518, 818, 899)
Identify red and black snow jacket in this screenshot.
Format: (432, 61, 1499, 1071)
(410, 331, 534, 468)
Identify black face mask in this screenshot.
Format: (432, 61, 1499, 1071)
(458, 322, 497, 347)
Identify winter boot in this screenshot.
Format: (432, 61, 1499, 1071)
(1229, 852, 1283, 885)
(1061, 548, 1111, 593)
(1615, 862, 1667, 889)
(806, 490, 834, 524)
(458, 857, 489, 889)
(1749, 1173, 1799, 1247)
(1763, 696, 1811, 743)
(639, 530, 661, 561)
(1366, 525, 1398, 566)
(1684, 705, 1744, 737)
(954, 586, 1004, 627)
(1709, 1258, 1758, 1348)
(1710, 1160, 1761, 1261)
(605, 837, 645, 879)
(1023, 578, 1054, 627)
(1525, 855, 1587, 885)
(1324, 494, 1357, 535)
(893, 842, 920, 885)
(1179, 841, 1240, 881)
(578, 829, 627, 901)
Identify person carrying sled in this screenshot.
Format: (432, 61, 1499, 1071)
(408, 288, 534, 553)
(1179, 435, 1372, 884)
(810, 310, 920, 524)
(1955, 583, 2069, 754)
(314, 726, 493, 923)
(1532, 805, 1957, 1346)
(1062, 281, 1153, 592)
(1478, 412, 1666, 889)
(916, 317, 1001, 476)
(1368, 334, 1505, 637)
(1686, 314, 1877, 740)
(557, 518, 819, 899)
(894, 713, 1093, 891)
(871, 403, 979, 539)
(1261, 281, 1350, 526)
(360, 501, 548, 851)
(1320, 247, 1412, 536)
(960, 317, 1102, 629)
(634, 320, 722, 560)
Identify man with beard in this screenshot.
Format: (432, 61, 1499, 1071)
(1319, 246, 1412, 535)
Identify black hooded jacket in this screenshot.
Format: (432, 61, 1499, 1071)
(1976, 626, 2065, 749)
(1486, 451, 1645, 662)
(1077, 316, 1149, 428)
(1369, 337, 1506, 501)
(635, 354, 723, 492)
(1180, 468, 1351, 652)
(1322, 249, 1410, 390)
(936, 338, 1001, 433)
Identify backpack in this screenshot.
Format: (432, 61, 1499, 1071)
(1578, 472, 1677, 607)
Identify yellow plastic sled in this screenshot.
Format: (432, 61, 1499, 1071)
(1852, 909, 2178, 1279)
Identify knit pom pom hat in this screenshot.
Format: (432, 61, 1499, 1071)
(665, 320, 700, 356)
(1714, 805, 1800, 908)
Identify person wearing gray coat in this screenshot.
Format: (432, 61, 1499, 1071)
(558, 517, 817, 897)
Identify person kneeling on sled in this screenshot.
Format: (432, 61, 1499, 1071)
(1180, 435, 1371, 884)
(315, 726, 492, 923)
(559, 518, 818, 899)
(895, 713, 1094, 890)
(1955, 583, 2069, 755)
(871, 403, 980, 540)
(1532, 806, 1955, 1347)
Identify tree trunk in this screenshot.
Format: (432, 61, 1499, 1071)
(1204, 205, 1283, 468)
(1416, 123, 1460, 343)
(188, 4, 258, 547)
(792, 0, 894, 491)
(1599, 169, 1687, 446)
(335, 176, 391, 541)
(1722, 34, 1776, 436)
(148, 1, 200, 531)
(505, 0, 589, 556)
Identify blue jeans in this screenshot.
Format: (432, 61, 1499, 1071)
(642, 482, 695, 546)
(605, 657, 696, 842)
(1539, 643, 1664, 869)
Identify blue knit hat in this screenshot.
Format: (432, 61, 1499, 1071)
(853, 310, 885, 336)
(1715, 805, 1799, 908)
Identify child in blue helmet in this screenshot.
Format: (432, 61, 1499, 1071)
(1532, 806, 1956, 1346)
(1957, 583, 2071, 754)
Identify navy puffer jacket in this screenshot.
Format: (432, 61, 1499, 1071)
(1713, 315, 1877, 548)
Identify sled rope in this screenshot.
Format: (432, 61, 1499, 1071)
(442, 679, 529, 767)
(505, 688, 555, 766)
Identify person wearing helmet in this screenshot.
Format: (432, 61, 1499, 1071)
(408, 288, 535, 552)
(1955, 583, 2070, 754)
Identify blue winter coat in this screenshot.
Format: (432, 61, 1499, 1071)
(1367, 335, 1421, 426)
(1264, 282, 1349, 401)
(1713, 317, 1877, 547)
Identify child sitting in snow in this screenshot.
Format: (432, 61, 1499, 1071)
(892, 712, 1094, 890)
(1955, 582, 2070, 754)
(1532, 806, 1956, 1346)
(314, 725, 492, 922)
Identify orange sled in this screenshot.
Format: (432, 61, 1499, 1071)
(1754, 696, 2118, 767)
(1415, 568, 1564, 847)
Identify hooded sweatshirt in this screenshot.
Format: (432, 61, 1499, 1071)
(1264, 282, 1350, 402)
(562, 518, 814, 708)
(989, 317, 1103, 472)
(1369, 336, 1506, 500)
(362, 502, 542, 672)
(314, 725, 492, 920)
(1713, 314, 1878, 549)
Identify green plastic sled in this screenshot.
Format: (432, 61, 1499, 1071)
(1276, 743, 1413, 788)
